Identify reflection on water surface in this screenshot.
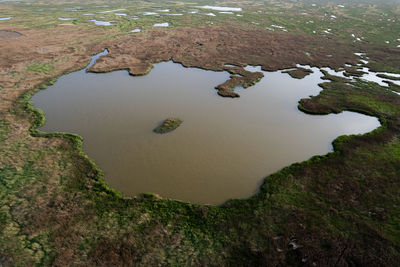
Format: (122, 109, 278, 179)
(31, 56, 380, 204)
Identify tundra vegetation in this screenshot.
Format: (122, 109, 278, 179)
(0, 0, 400, 265)
(153, 118, 182, 134)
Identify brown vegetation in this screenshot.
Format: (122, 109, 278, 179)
(1, 24, 400, 265)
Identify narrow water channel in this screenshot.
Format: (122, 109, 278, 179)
(31, 54, 380, 204)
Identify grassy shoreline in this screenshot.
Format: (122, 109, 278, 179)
(4, 49, 400, 266)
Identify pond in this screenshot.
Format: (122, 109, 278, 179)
(31, 51, 380, 204)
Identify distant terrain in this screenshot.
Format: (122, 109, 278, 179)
(0, 0, 399, 265)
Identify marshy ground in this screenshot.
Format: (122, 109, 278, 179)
(1, 0, 400, 266)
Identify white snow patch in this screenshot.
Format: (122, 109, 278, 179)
(89, 20, 116, 26)
(58, 17, 75, 21)
(153, 22, 169, 27)
(271, 24, 285, 29)
(196, 6, 242, 12)
(143, 12, 158, 16)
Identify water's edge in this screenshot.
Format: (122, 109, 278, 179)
(26, 49, 383, 205)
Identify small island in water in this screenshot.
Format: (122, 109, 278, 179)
(154, 117, 182, 133)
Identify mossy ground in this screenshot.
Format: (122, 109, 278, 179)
(153, 118, 182, 134)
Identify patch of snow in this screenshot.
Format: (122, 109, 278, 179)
(58, 17, 75, 21)
(143, 12, 158, 16)
(244, 65, 262, 72)
(196, 6, 242, 12)
(206, 13, 216, 16)
(89, 20, 116, 26)
(130, 29, 141, 33)
(153, 22, 169, 27)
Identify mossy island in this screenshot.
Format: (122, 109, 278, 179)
(282, 67, 313, 79)
(154, 117, 182, 133)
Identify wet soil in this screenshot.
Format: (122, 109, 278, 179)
(0, 30, 23, 39)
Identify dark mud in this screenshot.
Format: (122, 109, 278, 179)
(0, 30, 23, 39)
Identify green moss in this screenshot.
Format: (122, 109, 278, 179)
(0, 120, 9, 142)
(26, 62, 55, 74)
(153, 118, 182, 133)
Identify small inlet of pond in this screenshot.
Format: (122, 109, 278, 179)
(31, 52, 380, 204)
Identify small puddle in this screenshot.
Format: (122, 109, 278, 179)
(340, 53, 400, 90)
(31, 52, 380, 204)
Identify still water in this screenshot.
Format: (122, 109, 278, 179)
(31, 56, 380, 204)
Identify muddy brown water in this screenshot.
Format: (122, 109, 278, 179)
(31, 55, 380, 204)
